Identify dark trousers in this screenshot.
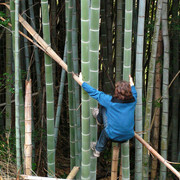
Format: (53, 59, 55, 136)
(95, 106, 110, 152)
(95, 106, 127, 152)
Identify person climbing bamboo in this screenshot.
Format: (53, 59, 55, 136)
(74, 74, 137, 157)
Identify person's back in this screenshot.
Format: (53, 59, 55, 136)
(81, 75, 137, 157)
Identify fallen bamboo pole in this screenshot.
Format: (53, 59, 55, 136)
(134, 133, 180, 179)
(66, 166, 80, 179)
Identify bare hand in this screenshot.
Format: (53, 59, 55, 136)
(129, 75, 134, 86)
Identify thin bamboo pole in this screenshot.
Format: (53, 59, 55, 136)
(134, 133, 180, 179)
(14, 0, 21, 171)
(24, 80, 32, 175)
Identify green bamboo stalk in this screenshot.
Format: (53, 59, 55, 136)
(50, 0, 57, 83)
(54, 42, 67, 149)
(66, 0, 75, 170)
(5, 0, 12, 131)
(41, 0, 55, 176)
(72, 0, 81, 178)
(160, 0, 170, 179)
(135, 0, 146, 179)
(14, 0, 21, 171)
(115, 0, 123, 82)
(81, 0, 90, 179)
(143, 0, 162, 179)
(121, 0, 133, 178)
(89, 0, 100, 179)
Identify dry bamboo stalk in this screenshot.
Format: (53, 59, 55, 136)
(66, 166, 80, 179)
(24, 80, 32, 175)
(119, 158, 122, 180)
(111, 146, 120, 180)
(0, 16, 45, 53)
(134, 133, 180, 179)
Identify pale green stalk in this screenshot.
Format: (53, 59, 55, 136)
(50, 0, 57, 82)
(41, 0, 55, 176)
(143, 1, 162, 179)
(160, 0, 170, 179)
(5, 0, 12, 131)
(121, 0, 133, 179)
(89, 0, 100, 179)
(135, 0, 146, 179)
(81, 0, 90, 179)
(66, 0, 75, 169)
(14, 0, 21, 171)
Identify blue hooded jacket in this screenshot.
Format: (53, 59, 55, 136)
(82, 82, 137, 141)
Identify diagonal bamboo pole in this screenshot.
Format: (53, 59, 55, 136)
(1, 3, 180, 179)
(134, 133, 180, 179)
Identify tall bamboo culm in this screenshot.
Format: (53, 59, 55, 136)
(89, 0, 100, 179)
(135, 0, 146, 179)
(151, 31, 162, 179)
(54, 42, 67, 149)
(5, 0, 12, 131)
(81, 0, 90, 179)
(14, 0, 21, 171)
(24, 80, 32, 175)
(41, 0, 55, 176)
(160, 0, 169, 179)
(66, 0, 75, 169)
(122, 0, 133, 178)
(143, 1, 162, 179)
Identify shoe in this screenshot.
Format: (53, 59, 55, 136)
(92, 108, 102, 126)
(91, 142, 100, 157)
(92, 108, 99, 119)
(93, 149, 100, 157)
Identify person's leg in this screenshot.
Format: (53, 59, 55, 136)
(95, 129, 110, 153)
(95, 105, 107, 126)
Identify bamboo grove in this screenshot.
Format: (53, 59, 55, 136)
(0, 0, 179, 179)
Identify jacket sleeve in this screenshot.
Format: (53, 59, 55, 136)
(82, 82, 111, 107)
(131, 86, 137, 101)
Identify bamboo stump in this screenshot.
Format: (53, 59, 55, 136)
(111, 146, 120, 180)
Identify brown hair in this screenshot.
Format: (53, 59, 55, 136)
(114, 81, 133, 100)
